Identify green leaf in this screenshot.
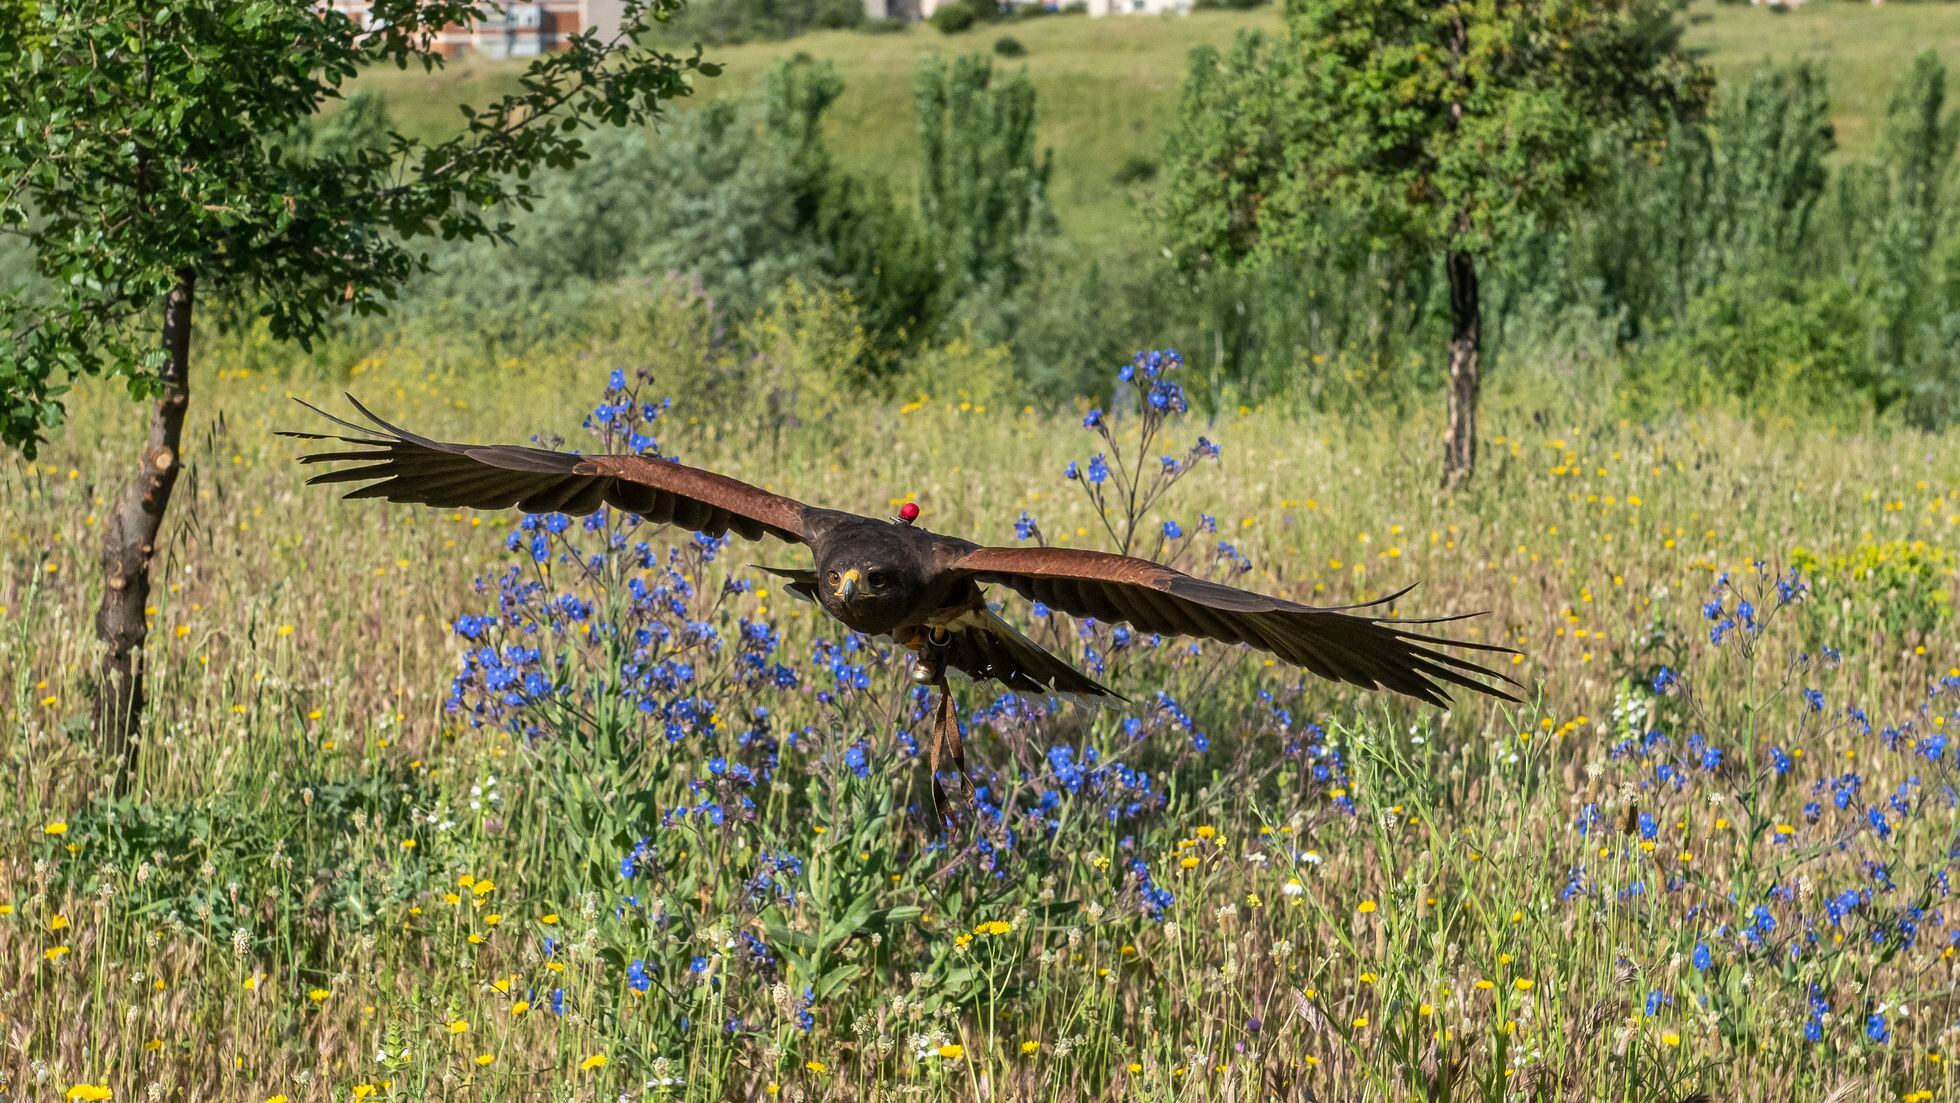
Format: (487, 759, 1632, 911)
(815, 964, 861, 1001)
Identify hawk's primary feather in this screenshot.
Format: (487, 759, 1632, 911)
(281, 394, 809, 544)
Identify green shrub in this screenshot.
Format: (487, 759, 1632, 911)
(739, 278, 888, 433)
(1627, 273, 1891, 418)
(929, 3, 976, 32)
(993, 33, 1027, 56)
(892, 323, 1021, 407)
(1112, 153, 1156, 184)
(662, 0, 865, 44)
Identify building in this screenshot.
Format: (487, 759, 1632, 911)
(1085, 0, 1190, 15)
(324, 1, 627, 57)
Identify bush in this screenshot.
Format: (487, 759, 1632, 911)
(993, 33, 1027, 56)
(739, 279, 888, 432)
(1112, 153, 1156, 185)
(1627, 273, 1894, 419)
(929, 2, 976, 32)
(892, 323, 1021, 408)
(858, 15, 910, 32)
(662, 0, 865, 44)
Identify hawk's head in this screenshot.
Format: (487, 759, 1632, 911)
(817, 530, 927, 634)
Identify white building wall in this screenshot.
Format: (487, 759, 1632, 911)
(1087, 0, 1190, 15)
(580, 0, 628, 37)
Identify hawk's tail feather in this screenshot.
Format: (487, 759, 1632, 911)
(938, 607, 1126, 704)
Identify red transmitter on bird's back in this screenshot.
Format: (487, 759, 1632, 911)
(896, 502, 921, 525)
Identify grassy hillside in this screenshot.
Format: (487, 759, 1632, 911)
(355, 1, 1960, 250)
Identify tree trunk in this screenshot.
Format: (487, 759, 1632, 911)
(96, 270, 196, 781)
(1441, 248, 1481, 490)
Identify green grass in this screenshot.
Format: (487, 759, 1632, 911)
(1686, 0, 1960, 153)
(354, 1, 1960, 251)
(3, 309, 1958, 1099)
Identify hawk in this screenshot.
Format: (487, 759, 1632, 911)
(286, 396, 1519, 818)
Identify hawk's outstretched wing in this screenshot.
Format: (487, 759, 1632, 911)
(281, 395, 811, 544)
(947, 546, 1519, 707)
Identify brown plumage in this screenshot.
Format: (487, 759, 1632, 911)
(286, 395, 1521, 814)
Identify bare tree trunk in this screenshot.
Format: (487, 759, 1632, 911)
(1441, 248, 1481, 490)
(96, 270, 195, 781)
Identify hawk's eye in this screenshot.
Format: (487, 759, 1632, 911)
(826, 571, 840, 587)
(868, 569, 886, 586)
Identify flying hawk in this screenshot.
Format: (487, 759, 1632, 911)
(286, 396, 1519, 818)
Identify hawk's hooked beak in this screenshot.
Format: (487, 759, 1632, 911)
(833, 568, 861, 601)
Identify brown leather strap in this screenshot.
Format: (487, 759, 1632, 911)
(927, 675, 970, 826)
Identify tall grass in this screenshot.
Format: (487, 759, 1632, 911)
(1, 327, 1957, 1100)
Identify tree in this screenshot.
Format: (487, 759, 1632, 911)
(1866, 51, 1959, 426)
(1157, 0, 1707, 487)
(0, 0, 715, 775)
(915, 55, 1053, 308)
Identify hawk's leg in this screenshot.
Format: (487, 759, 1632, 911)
(907, 627, 972, 825)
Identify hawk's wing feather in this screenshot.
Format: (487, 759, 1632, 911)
(280, 395, 812, 544)
(948, 546, 1519, 708)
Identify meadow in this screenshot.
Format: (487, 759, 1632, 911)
(2, 318, 1958, 1100)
